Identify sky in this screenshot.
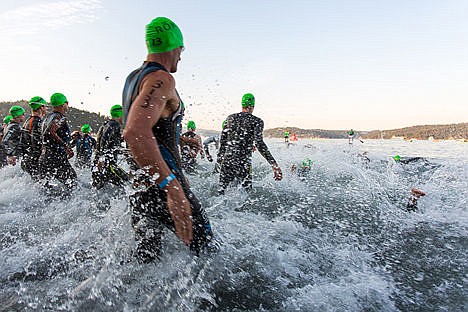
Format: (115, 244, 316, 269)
(0, 0, 467, 131)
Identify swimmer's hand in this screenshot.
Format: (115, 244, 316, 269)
(165, 182, 193, 245)
(7, 156, 16, 166)
(272, 163, 283, 181)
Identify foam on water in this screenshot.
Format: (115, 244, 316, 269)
(0, 139, 466, 311)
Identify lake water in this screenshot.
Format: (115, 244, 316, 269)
(0, 139, 466, 311)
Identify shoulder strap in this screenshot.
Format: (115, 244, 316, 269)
(122, 62, 167, 127)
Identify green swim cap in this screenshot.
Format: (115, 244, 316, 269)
(187, 120, 196, 130)
(393, 155, 401, 161)
(302, 158, 312, 168)
(81, 124, 91, 133)
(3, 115, 12, 124)
(242, 93, 255, 108)
(50, 93, 68, 107)
(9, 106, 25, 118)
(146, 17, 184, 54)
(29, 96, 47, 110)
(110, 104, 123, 118)
(222, 120, 227, 130)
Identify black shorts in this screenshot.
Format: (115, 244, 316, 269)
(129, 179, 212, 262)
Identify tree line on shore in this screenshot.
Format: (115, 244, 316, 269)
(264, 123, 468, 140)
(1, 100, 108, 133)
(2, 101, 467, 140)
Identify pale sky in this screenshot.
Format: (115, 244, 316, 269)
(0, 0, 467, 131)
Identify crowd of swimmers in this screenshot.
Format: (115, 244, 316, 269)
(0, 16, 426, 263)
(0, 96, 129, 191)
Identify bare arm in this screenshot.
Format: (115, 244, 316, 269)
(123, 71, 193, 244)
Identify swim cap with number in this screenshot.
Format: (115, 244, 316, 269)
(9, 106, 25, 118)
(50, 93, 68, 107)
(29, 96, 47, 110)
(146, 17, 183, 54)
(242, 93, 255, 108)
(110, 104, 123, 118)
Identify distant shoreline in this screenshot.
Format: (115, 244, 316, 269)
(2, 100, 466, 140)
(263, 137, 468, 142)
(263, 123, 468, 141)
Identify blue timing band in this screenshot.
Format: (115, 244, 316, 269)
(158, 173, 176, 189)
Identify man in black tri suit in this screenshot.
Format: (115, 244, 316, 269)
(122, 17, 213, 262)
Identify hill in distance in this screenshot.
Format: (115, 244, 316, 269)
(2, 101, 467, 140)
(1, 100, 108, 132)
(261, 123, 468, 140)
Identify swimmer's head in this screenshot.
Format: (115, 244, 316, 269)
(146, 17, 184, 54)
(50, 93, 68, 107)
(242, 93, 255, 108)
(187, 120, 196, 130)
(302, 158, 312, 168)
(110, 104, 123, 118)
(81, 124, 91, 133)
(29, 96, 46, 110)
(3, 115, 12, 124)
(9, 106, 25, 119)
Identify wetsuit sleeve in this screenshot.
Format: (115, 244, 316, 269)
(2, 124, 22, 156)
(91, 137, 97, 150)
(196, 135, 204, 157)
(203, 136, 215, 158)
(253, 118, 277, 165)
(203, 136, 216, 146)
(217, 127, 229, 165)
(32, 118, 42, 147)
(100, 122, 122, 159)
(110, 123, 123, 151)
(47, 116, 68, 149)
(69, 138, 78, 148)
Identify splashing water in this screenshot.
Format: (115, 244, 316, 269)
(0, 139, 466, 311)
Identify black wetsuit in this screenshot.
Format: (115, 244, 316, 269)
(2, 122, 23, 159)
(39, 112, 76, 188)
(0, 127, 7, 168)
(180, 131, 200, 173)
(406, 195, 418, 212)
(92, 119, 128, 188)
(75, 134, 96, 168)
(217, 112, 276, 192)
(203, 136, 219, 162)
(123, 61, 213, 262)
(0, 143, 6, 168)
(398, 157, 426, 164)
(21, 116, 42, 179)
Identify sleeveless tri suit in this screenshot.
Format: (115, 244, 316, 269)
(123, 61, 213, 262)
